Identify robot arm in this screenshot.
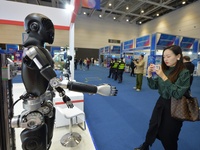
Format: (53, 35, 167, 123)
(50, 78, 117, 96)
(25, 46, 118, 97)
(25, 46, 57, 80)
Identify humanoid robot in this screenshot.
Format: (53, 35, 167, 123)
(11, 13, 117, 150)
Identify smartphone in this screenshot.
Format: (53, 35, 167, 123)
(154, 65, 160, 71)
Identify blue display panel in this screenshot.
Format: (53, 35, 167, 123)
(180, 37, 195, 50)
(157, 34, 176, 46)
(111, 46, 121, 54)
(122, 39, 134, 52)
(136, 35, 150, 48)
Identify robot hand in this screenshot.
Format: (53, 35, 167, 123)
(97, 84, 117, 96)
(63, 95, 74, 108)
(56, 87, 74, 108)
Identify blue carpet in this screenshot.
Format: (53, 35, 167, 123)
(74, 65, 200, 150)
(13, 66, 200, 150)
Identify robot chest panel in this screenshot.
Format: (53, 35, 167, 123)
(22, 64, 49, 96)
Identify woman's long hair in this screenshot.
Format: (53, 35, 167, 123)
(161, 45, 185, 83)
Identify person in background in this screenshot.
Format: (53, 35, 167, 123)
(108, 59, 114, 78)
(133, 55, 145, 91)
(86, 58, 90, 70)
(117, 58, 125, 83)
(91, 57, 95, 66)
(183, 55, 195, 96)
(74, 58, 78, 70)
(112, 58, 119, 80)
(79, 58, 83, 70)
(134, 45, 190, 150)
(130, 59, 136, 77)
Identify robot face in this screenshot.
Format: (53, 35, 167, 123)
(39, 18, 55, 44)
(24, 13, 55, 44)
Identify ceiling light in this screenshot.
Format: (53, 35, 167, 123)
(109, 3, 112, 6)
(113, 17, 116, 20)
(156, 13, 159, 16)
(139, 21, 142, 24)
(99, 14, 102, 18)
(126, 6, 129, 10)
(65, 3, 74, 11)
(182, 1, 186, 4)
(126, 19, 129, 22)
(83, 12, 86, 15)
(141, 10, 144, 13)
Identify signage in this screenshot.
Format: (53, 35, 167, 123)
(108, 39, 121, 44)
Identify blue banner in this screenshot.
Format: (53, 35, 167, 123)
(180, 37, 195, 49)
(6, 44, 18, 53)
(193, 39, 199, 53)
(150, 33, 156, 56)
(99, 47, 104, 54)
(157, 34, 176, 46)
(136, 35, 150, 48)
(111, 46, 120, 54)
(122, 39, 134, 52)
(104, 46, 111, 54)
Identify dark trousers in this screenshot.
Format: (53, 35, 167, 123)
(112, 69, 118, 80)
(108, 68, 113, 77)
(130, 67, 135, 76)
(117, 69, 124, 82)
(144, 96, 183, 150)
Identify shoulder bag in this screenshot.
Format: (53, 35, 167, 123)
(171, 96, 200, 121)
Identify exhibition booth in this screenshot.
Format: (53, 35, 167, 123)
(99, 45, 121, 67)
(119, 32, 200, 75)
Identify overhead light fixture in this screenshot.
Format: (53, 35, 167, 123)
(141, 10, 144, 13)
(156, 13, 159, 16)
(126, 6, 129, 10)
(182, 1, 186, 4)
(113, 16, 116, 20)
(109, 3, 112, 6)
(99, 14, 102, 18)
(126, 19, 129, 22)
(139, 21, 142, 24)
(83, 12, 87, 15)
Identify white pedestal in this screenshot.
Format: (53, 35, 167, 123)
(54, 90, 84, 127)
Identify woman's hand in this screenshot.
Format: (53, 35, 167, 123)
(147, 64, 154, 77)
(155, 65, 168, 81)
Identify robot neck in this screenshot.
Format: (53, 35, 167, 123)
(23, 36, 45, 47)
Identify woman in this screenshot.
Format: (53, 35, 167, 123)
(134, 45, 190, 150)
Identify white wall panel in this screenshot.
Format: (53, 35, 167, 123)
(74, 16, 138, 48)
(0, 0, 72, 26)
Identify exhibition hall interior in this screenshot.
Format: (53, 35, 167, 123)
(1, 0, 200, 150)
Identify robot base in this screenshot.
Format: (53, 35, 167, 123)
(60, 132, 82, 147)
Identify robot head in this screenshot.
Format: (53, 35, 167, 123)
(24, 13, 54, 44)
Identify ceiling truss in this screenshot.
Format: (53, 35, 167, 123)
(7, 0, 198, 25)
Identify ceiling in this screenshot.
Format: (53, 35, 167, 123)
(7, 0, 198, 25)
